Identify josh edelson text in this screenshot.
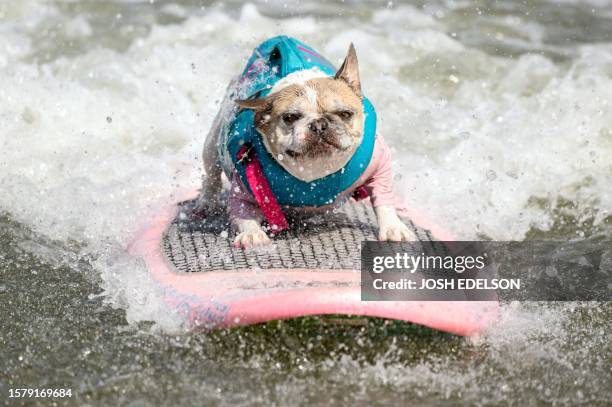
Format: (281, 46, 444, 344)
(369, 252, 521, 291)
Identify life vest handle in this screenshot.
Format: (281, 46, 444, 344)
(236, 145, 290, 233)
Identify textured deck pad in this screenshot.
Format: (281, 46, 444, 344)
(163, 200, 435, 273)
(128, 194, 499, 335)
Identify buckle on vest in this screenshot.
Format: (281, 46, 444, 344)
(236, 145, 253, 164)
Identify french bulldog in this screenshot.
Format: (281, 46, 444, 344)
(199, 43, 415, 248)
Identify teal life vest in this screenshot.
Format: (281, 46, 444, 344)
(222, 36, 377, 207)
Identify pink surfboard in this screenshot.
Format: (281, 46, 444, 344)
(128, 191, 499, 336)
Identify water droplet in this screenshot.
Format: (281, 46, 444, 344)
(506, 171, 519, 179)
(545, 265, 558, 277)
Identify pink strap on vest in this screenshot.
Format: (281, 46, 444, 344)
(237, 145, 289, 233)
(351, 185, 369, 201)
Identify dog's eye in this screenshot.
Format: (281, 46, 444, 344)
(338, 111, 354, 120)
(282, 113, 302, 125)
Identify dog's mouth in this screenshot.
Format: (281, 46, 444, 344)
(286, 137, 351, 159)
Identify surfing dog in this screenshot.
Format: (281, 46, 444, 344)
(198, 37, 415, 248)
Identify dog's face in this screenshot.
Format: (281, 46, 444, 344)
(236, 44, 364, 182)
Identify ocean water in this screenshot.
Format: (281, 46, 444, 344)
(0, 1, 610, 405)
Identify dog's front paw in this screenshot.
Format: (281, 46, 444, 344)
(233, 230, 271, 248)
(378, 220, 416, 242)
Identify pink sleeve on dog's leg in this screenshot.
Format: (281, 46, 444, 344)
(228, 172, 264, 224)
(362, 135, 400, 208)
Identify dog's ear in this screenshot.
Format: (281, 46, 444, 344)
(236, 96, 275, 128)
(235, 96, 273, 112)
(335, 43, 361, 97)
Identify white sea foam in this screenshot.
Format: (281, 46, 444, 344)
(0, 2, 610, 328)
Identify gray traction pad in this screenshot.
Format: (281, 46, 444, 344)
(162, 200, 435, 273)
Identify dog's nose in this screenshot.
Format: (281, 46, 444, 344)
(308, 118, 328, 135)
